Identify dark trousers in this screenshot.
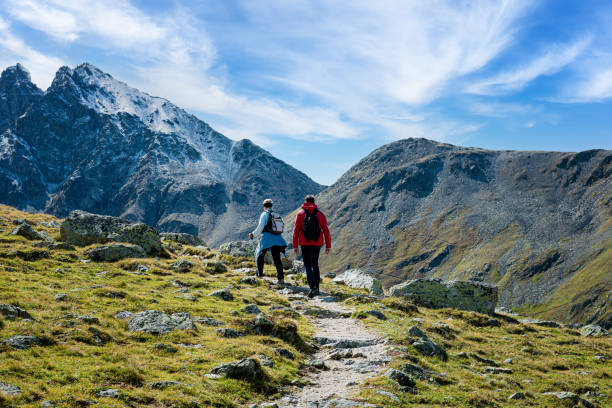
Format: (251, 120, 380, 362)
(301, 245, 321, 290)
(257, 246, 284, 281)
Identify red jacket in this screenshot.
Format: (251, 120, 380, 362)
(293, 203, 331, 248)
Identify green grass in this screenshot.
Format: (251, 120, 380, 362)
(0, 206, 313, 407)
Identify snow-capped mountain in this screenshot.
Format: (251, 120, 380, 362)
(0, 63, 323, 245)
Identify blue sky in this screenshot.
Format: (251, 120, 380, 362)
(0, 0, 611, 185)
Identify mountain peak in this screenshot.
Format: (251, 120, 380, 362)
(1, 63, 36, 86)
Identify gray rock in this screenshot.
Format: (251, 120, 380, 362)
(54, 293, 68, 301)
(412, 337, 447, 361)
(154, 343, 178, 353)
(290, 260, 304, 275)
(580, 324, 609, 337)
(160, 232, 204, 246)
(148, 381, 189, 389)
(257, 354, 275, 367)
(0, 381, 21, 396)
(250, 313, 274, 334)
(504, 358, 514, 364)
(508, 392, 525, 400)
(239, 276, 259, 285)
(366, 310, 387, 320)
(216, 328, 243, 338)
(483, 366, 512, 374)
(206, 261, 228, 274)
(194, 317, 224, 326)
(308, 359, 328, 370)
(376, 390, 401, 402)
(383, 368, 415, 387)
(401, 363, 446, 382)
(40, 400, 54, 407)
(321, 399, 376, 408)
(0, 304, 33, 320)
(333, 269, 384, 296)
(11, 222, 48, 241)
(76, 315, 99, 324)
(209, 288, 234, 301)
(171, 259, 195, 271)
(275, 348, 295, 360)
(218, 241, 253, 258)
(519, 318, 561, 328)
(542, 391, 580, 403)
(115, 311, 133, 319)
(85, 243, 145, 262)
(407, 325, 427, 338)
(5, 335, 41, 349)
(241, 304, 262, 314)
(469, 353, 497, 366)
(388, 279, 498, 315)
(97, 389, 119, 398)
(60, 211, 162, 255)
(210, 358, 264, 380)
(128, 310, 195, 334)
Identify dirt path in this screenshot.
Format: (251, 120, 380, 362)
(270, 284, 390, 408)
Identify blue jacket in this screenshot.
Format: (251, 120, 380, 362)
(252, 210, 287, 259)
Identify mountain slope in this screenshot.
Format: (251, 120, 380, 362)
(0, 63, 323, 245)
(314, 138, 612, 328)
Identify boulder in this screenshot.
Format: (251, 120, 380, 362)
(171, 259, 195, 271)
(580, 324, 609, 337)
(85, 244, 145, 262)
(128, 310, 195, 334)
(412, 337, 448, 361)
(0, 382, 21, 396)
(10, 222, 49, 241)
(209, 288, 234, 301)
(210, 358, 264, 380)
(241, 304, 262, 314)
(275, 348, 295, 360)
(407, 325, 427, 338)
(217, 328, 243, 338)
(218, 241, 253, 258)
(60, 210, 162, 255)
(0, 304, 33, 320)
(160, 232, 204, 246)
(388, 279, 498, 315)
(333, 269, 384, 296)
(4, 335, 42, 349)
(383, 368, 415, 388)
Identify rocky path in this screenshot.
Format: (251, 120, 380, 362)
(270, 284, 390, 408)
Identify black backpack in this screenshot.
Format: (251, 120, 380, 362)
(302, 209, 320, 242)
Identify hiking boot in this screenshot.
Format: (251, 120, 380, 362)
(307, 289, 315, 299)
(278, 279, 285, 286)
(313, 288, 320, 297)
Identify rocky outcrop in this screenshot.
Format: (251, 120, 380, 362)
(218, 240, 253, 258)
(580, 324, 609, 337)
(60, 210, 162, 255)
(388, 279, 498, 315)
(333, 269, 383, 296)
(0, 304, 33, 320)
(85, 244, 146, 262)
(127, 310, 195, 334)
(160, 232, 204, 246)
(210, 358, 264, 380)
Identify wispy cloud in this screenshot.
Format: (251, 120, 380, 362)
(468, 101, 541, 117)
(465, 37, 591, 95)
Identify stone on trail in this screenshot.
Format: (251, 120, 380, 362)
(210, 358, 264, 380)
(580, 324, 609, 337)
(128, 310, 195, 334)
(0, 381, 21, 396)
(60, 210, 162, 255)
(209, 288, 234, 301)
(388, 278, 498, 315)
(85, 243, 145, 262)
(0, 304, 33, 320)
(383, 368, 416, 388)
(333, 269, 384, 296)
(160, 232, 204, 246)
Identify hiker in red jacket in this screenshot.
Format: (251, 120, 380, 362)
(292, 195, 331, 298)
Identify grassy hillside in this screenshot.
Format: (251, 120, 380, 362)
(1, 205, 610, 407)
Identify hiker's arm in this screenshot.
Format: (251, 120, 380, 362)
(292, 212, 301, 253)
(251, 212, 268, 239)
(321, 213, 331, 251)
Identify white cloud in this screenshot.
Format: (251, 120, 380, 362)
(466, 37, 591, 95)
(468, 101, 541, 117)
(0, 16, 65, 86)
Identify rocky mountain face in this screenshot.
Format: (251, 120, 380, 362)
(315, 138, 611, 328)
(0, 63, 323, 246)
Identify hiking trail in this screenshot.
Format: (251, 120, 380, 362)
(268, 282, 391, 408)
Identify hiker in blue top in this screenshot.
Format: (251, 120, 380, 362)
(249, 198, 287, 284)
